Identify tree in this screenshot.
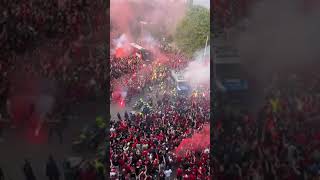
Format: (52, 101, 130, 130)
(174, 6, 210, 57)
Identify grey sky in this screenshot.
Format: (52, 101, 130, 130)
(193, 0, 210, 9)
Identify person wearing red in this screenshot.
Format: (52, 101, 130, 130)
(183, 173, 189, 180)
(79, 163, 97, 180)
(177, 166, 183, 180)
(189, 172, 196, 180)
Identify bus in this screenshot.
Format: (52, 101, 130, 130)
(170, 70, 191, 96)
(130, 43, 153, 63)
(214, 45, 250, 105)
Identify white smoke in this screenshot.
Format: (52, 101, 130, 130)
(35, 95, 55, 118)
(114, 34, 129, 48)
(183, 46, 210, 89)
(34, 95, 55, 136)
(111, 33, 132, 56)
(142, 33, 159, 49)
(193, 0, 210, 9)
(112, 32, 159, 56)
(121, 87, 128, 99)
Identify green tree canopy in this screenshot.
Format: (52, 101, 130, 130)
(174, 6, 210, 57)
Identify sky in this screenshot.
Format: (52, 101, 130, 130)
(193, 0, 210, 9)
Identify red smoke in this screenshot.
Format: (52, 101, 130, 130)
(111, 0, 187, 43)
(120, 98, 125, 107)
(25, 113, 47, 144)
(110, 0, 135, 38)
(112, 87, 122, 101)
(112, 88, 126, 108)
(8, 96, 33, 129)
(175, 124, 210, 157)
(115, 48, 125, 58)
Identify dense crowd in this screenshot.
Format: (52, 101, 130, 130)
(213, 0, 252, 29)
(111, 56, 142, 80)
(0, 155, 105, 180)
(110, 50, 190, 102)
(110, 85, 210, 179)
(0, 34, 107, 118)
(0, 0, 105, 58)
(0, 1, 107, 179)
(110, 42, 210, 179)
(0, 0, 107, 119)
(214, 73, 320, 179)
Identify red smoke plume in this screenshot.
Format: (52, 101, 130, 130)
(175, 124, 210, 156)
(110, 0, 135, 37)
(111, 0, 187, 46)
(119, 98, 125, 107)
(115, 48, 125, 58)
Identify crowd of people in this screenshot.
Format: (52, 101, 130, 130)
(109, 41, 211, 179)
(0, 27, 107, 122)
(0, 1, 107, 179)
(214, 72, 320, 179)
(0, 38, 107, 144)
(0, 0, 105, 58)
(110, 87, 210, 179)
(0, 45, 108, 180)
(0, 155, 105, 180)
(213, 0, 252, 30)
(0, 0, 107, 119)
(110, 48, 190, 103)
(111, 56, 142, 81)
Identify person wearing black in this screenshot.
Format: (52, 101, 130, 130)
(23, 159, 36, 180)
(62, 160, 74, 180)
(96, 165, 105, 180)
(48, 115, 63, 144)
(0, 167, 4, 180)
(0, 113, 3, 142)
(124, 111, 129, 120)
(46, 155, 60, 180)
(117, 112, 121, 121)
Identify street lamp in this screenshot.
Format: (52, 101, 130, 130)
(203, 35, 209, 62)
(140, 21, 148, 38)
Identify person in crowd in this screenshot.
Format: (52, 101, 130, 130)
(47, 114, 63, 144)
(23, 159, 36, 180)
(164, 167, 172, 180)
(45, 155, 60, 180)
(79, 162, 97, 180)
(214, 72, 320, 179)
(124, 110, 129, 120)
(62, 161, 74, 180)
(0, 167, 4, 180)
(93, 159, 105, 180)
(0, 113, 4, 142)
(116, 112, 121, 121)
(110, 83, 210, 179)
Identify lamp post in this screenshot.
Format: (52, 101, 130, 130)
(140, 21, 147, 38)
(203, 35, 209, 62)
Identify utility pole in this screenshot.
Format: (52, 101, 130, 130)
(140, 21, 147, 39)
(203, 35, 209, 62)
